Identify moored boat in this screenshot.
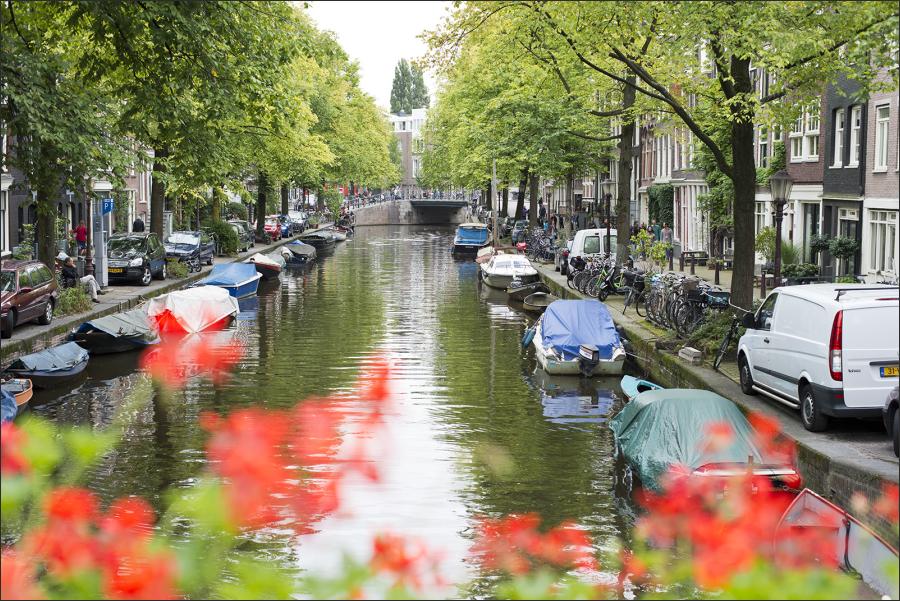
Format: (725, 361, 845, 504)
(480, 254, 539, 289)
(507, 279, 550, 301)
(523, 292, 558, 313)
(68, 309, 160, 354)
(244, 252, 283, 280)
(452, 223, 491, 255)
(3, 342, 90, 389)
(146, 286, 239, 334)
(329, 229, 347, 242)
(610, 388, 803, 493)
(619, 374, 663, 401)
(299, 230, 336, 251)
(196, 263, 262, 298)
(1, 378, 33, 416)
(282, 240, 317, 263)
(774, 488, 899, 599)
(532, 300, 625, 375)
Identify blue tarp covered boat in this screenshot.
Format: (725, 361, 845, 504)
(532, 300, 626, 376)
(1, 390, 17, 424)
(196, 263, 262, 298)
(3, 342, 90, 389)
(452, 223, 491, 254)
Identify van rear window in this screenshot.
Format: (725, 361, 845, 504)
(842, 307, 900, 350)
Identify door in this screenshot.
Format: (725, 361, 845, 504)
(746, 292, 779, 391)
(19, 267, 42, 321)
(842, 306, 900, 409)
(765, 294, 826, 400)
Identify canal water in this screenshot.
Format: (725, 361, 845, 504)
(31, 225, 639, 594)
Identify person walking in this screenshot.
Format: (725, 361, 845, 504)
(132, 215, 145, 232)
(662, 222, 674, 262)
(651, 219, 661, 242)
(73, 220, 88, 255)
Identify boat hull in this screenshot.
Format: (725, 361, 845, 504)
(620, 375, 663, 401)
(1, 378, 33, 413)
(253, 262, 281, 280)
(300, 236, 336, 251)
(523, 292, 558, 313)
(481, 271, 539, 290)
(507, 281, 550, 301)
(6, 360, 89, 389)
(453, 242, 490, 255)
(217, 278, 260, 298)
(531, 321, 625, 376)
(68, 331, 159, 355)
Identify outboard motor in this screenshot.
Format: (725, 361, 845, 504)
(578, 344, 600, 377)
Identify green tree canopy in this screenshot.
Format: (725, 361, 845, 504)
(390, 58, 429, 113)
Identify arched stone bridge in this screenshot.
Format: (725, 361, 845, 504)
(352, 199, 469, 226)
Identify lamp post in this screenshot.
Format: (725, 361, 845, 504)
(769, 170, 794, 284)
(604, 193, 613, 257)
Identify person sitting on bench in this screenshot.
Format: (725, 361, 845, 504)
(60, 256, 104, 303)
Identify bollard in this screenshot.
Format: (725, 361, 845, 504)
(679, 253, 684, 271)
(690, 256, 696, 275)
(669, 251, 674, 272)
(760, 269, 767, 298)
(714, 260, 720, 285)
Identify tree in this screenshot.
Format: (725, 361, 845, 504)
(390, 58, 429, 113)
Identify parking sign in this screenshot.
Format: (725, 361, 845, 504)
(102, 198, 114, 215)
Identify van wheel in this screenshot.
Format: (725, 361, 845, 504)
(893, 410, 899, 458)
(738, 355, 757, 395)
(800, 383, 829, 432)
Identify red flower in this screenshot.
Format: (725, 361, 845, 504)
(1, 550, 44, 600)
(103, 552, 178, 600)
(1, 422, 29, 474)
(44, 487, 99, 524)
(873, 484, 899, 524)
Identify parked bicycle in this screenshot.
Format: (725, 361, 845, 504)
(713, 303, 752, 371)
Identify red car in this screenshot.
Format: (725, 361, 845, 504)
(263, 217, 282, 241)
(1, 260, 60, 339)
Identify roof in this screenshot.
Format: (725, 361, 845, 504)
(775, 283, 898, 308)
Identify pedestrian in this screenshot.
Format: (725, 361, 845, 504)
(73, 220, 88, 255)
(662, 222, 674, 262)
(631, 220, 640, 239)
(61, 256, 104, 303)
(132, 215, 145, 232)
(651, 219, 661, 242)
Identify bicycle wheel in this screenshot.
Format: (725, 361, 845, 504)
(634, 291, 647, 317)
(713, 320, 737, 370)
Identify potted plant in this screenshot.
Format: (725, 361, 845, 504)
(828, 236, 860, 277)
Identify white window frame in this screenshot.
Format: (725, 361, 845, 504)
(848, 105, 861, 167)
(758, 125, 769, 168)
(755, 201, 768, 235)
(789, 113, 804, 162)
(804, 102, 820, 160)
(868, 210, 897, 275)
(831, 108, 844, 167)
(874, 104, 890, 172)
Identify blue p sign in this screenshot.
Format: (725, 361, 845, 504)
(102, 198, 114, 215)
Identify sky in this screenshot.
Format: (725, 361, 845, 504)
(306, 1, 452, 111)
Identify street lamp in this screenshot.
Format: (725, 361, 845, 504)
(769, 170, 793, 283)
(604, 193, 613, 257)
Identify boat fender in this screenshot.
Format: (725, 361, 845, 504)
(521, 327, 536, 348)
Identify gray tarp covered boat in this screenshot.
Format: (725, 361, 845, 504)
(4, 342, 90, 388)
(68, 309, 160, 354)
(609, 388, 801, 491)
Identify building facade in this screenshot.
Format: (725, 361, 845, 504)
(389, 108, 427, 198)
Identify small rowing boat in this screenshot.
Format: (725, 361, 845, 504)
(244, 252, 283, 280)
(523, 292, 558, 314)
(506, 279, 550, 301)
(619, 375, 663, 401)
(0, 378, 33, 417)
(3, 343, 89, 389)
(68, 309, 160, 354)
(196, 263, 262, 298)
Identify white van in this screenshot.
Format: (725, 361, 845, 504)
(737, 284, 899, 431)
(567, 228, 617, 272)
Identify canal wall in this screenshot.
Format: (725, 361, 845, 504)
(0, 227, 330, 365)
(353, 200, 467, 226)
(535, 263, 900, 546)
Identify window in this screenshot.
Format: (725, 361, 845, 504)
(789, 114, 804, 160)
(757, 293, 778, 331)
(755, 201, 767, 234)
(875, 105, 890, 171)
(832, 108, 844, 167)
(758, 126, 769, 168)
(869, 210, 897, 274)
(804, 102, 819, 159)
(848, 106, 861, 167)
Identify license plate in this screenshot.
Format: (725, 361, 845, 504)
(108, 268, 124, 274)
(881, 366, 899, 378)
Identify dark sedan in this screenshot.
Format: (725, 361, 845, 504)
(1, 260, 59, 338)
(107, 233, 167, 286)
(164, 231, 216, 267)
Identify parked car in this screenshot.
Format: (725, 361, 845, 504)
(262, 216, 282, 241)
(884, 387, 899, 457)
(273, 215, 291, 238)
(164, 231, 215, 266)
(1, 260, 60, 338)
(511, 220, 528, 243)
(107, 232, 167, 286)
(737, 284, 899, 432)
(228, 220, 254, 252)
(500, 217, 516, 238)
(288, 210, 308, 234)
(566, 228, 618, 276)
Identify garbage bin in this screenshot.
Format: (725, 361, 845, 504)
(76, 256, 86, 277)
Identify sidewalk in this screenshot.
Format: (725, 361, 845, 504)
(0, 224, 331, 364)
(532, 259, 899, 544)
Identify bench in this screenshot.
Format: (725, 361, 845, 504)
(681, 250, 709, 266)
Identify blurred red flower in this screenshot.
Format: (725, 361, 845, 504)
(1, 550, 45, 600)
(0, 422, 29, 474)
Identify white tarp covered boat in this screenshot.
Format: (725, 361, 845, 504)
(480, 254, 539, 289)
(146, 286, 239, 334)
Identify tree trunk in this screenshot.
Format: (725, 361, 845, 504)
(500, 186, 509, 217)
(729, 57, 756, 310)
(483, 183, 491, 209)
(281, 183, 289, 215)
(615, 78, 637, 265)
(514, 168, 528, 220)
(256, 171, 268, 239)
(211, 187, 222, 222)
(150, 146, 168, 237)
(528, 172, 539, 227)
(563, 172, 573, 239)
(35, 185, 58, 270)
